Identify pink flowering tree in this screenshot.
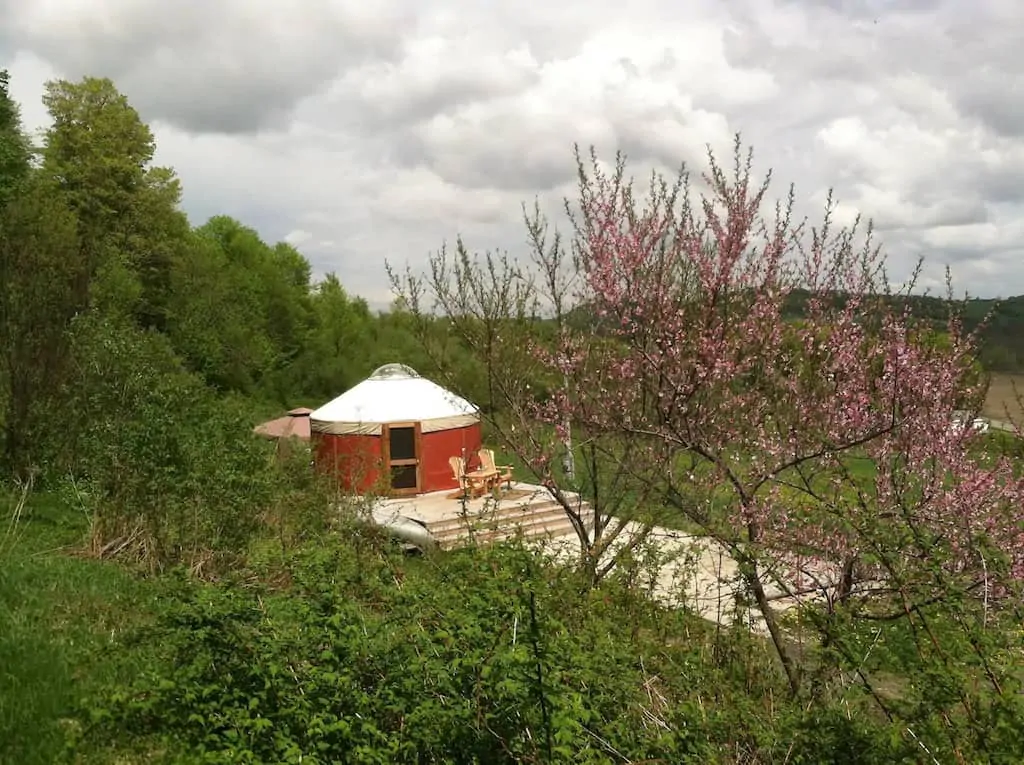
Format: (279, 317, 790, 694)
(393, 139, 1024, 714)
(390, 224, 671, 585)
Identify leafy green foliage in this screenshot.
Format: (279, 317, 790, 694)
(72, 541, 911, 764)
(166, 227, 281, 393)
(0, 69, 30, 208)
(41, 77, 155, 241)
(48, 315, 279, 568)
(0, 173, 80, 474)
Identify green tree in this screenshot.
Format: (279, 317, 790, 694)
(0, 70, 31, 209)
(0, 72, 82, 474)
(0, 175, 80, 473)
(128, 166, 191, 331)
(165, 228, 277, 392)
(166, 216, 320, 398)
(40, 77, 174, 319)
(284, 273, 374, 399)
(199, 218, 316, 367)
(260, 241, 315, 369)
(41, 77, 154, 240)
(1, 77, 197, 476)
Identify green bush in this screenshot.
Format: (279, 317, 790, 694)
(74, 539, 914, 764)
(50, 315, 279, 570)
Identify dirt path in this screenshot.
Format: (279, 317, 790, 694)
(984, 374, 1024, 422)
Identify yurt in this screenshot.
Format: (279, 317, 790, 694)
(310, 364, 482, 496)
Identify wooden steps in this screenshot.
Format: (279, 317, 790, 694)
(424, 497, 594, 550)
(371, 482, 595, 551)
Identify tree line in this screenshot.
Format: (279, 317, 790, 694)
(0, 71, 492, 482)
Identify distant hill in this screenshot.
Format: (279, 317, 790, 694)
(563, 291, 1024, 374)
(782, 290, 1024, 373)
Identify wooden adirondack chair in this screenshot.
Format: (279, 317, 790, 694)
(477, 448, 513, 491)
(448, 455, 495, 498)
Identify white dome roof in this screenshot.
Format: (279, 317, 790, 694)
(310, 364, 479, 435)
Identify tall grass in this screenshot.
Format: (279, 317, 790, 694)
(0, 491, 155, 764)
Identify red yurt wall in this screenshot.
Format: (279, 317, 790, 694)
(313, 432, 382, 494)
(313, 422, 483, 495)
(420, 423, 483, 492)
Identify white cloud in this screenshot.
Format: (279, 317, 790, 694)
(3, 0, 1024, 306)
(283, 229, 313, 247)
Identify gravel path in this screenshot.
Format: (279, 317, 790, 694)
(528, 523, 834, 634)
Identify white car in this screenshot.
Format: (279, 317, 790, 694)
(950, 413, 990, 435)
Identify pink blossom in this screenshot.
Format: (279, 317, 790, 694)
(529, 143, 1024, 603)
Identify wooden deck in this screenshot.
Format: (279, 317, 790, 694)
(372, 481, 594, 549)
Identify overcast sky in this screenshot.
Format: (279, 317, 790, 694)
(2, 0, 1023, 306)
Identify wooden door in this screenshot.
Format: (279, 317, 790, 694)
(381, 422, 422, 495)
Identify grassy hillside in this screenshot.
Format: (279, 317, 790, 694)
(0, 494, 161, 764)
(2, 492, 920, 764)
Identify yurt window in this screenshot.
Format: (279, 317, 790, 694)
(382, 422, 422, 494)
